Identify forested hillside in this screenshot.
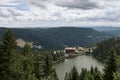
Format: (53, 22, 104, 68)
(0, 30, 58, 80)
(93, 27, 120, 32)
(103, 30, 120, 37)
(0, 27, 111, 49)
(92, 38, 120, 61)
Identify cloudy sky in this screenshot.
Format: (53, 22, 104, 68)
(0, 0, 120, 27)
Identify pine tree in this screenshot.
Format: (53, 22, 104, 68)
(90, 66, 94, 74)
(93, 67, 102, 80)
(49, 69, 59, 80)
(42, 53, 53, 77)
(22, 44, 32, 56)
(21, 44, 36, 80)
(34, 51, 58, 80)
(80, 68, 88, 80)
(64, 72, 70, 80)
(65, 66, 79, 80)
(103, 48, 117, 80)
(34, 53, 44, 80)
(0, 29, 21, 80)
(71, 66, 79, 80)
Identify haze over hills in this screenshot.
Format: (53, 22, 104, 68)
(0, 27, 112, 49)
(103, 30, 120, 37)
(93, 27, 120, 32)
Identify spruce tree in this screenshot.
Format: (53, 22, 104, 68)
(0, 29, 20, 80)
(93, 67, 102, 80)
(80, 68, 88, 80)
(103, 48, 117, 80)
(71, 66, 79, 80)
(42, 53, 53, 77)
(21, 44, 36, 80)
(90, 66, 94, 74)
(34, 51, 58, 80)
(64, 72, 70, 80)
(49, 69, 59, 80)
(34, 53, 44, 80)
(65, 66, 79, 80)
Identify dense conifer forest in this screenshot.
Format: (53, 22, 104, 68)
(92, 38, 120, 61)
(0, 27, 111, 49)
(0, 30, 58, 80)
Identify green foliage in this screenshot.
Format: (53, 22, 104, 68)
(64, 66, 102, 80)
(33, 50, 58, 80)
(70, 66, 79, 80)
(0, 29, 22, 80)
(92, 38, 120, 61)
(0, 27, 110, 49)
(43, 53, 53, 76)
(0, 30, 58, 80)
(113, 72, 120, 80)
(34, 53, 44, 80)
(64, 72, 70, 80)
(21, 44, 36, 80)
(103, 48, 117, 80)
(52, 51, 65, 62)
(64, 66, 79, 80)
(91, 37, 120, 79)
(80, 67, 102, 80)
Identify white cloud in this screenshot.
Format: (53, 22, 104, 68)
(0, 0, 120, 27)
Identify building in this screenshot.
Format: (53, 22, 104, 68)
(64, 47, 78, 57)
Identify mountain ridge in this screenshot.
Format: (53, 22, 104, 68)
(0, 27, 112, 49)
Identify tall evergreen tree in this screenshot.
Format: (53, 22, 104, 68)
(0, 29, 20, 80)
(21, 44, 36, 80)
(103, 48, 117, 80)
(64, 66, 79, 80)
(42, 53, 53, 77)
(90, 66, 94, 74)
(49, 69, 59, 80)
(64, 72, 70, 80)
(93, 67, 102, 80)
(22, 44, 32, 56)
(34, 53, 44, 80)
(79, 68, 88, 80)
(34, 51, 58, 80)
(70, 66, 79, 80)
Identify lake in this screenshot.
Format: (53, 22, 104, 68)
(54, 55, 104, 80)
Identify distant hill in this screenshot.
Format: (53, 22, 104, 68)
(93, 27, 120, 32)
(0, 27, 112, 49)
(103, 30, 120, 37)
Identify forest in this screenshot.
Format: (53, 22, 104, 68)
(0, 30, 58, 80)
(92, 38, 120, 61)
(0, 27, 111, 49)
(0, 29, 120, 80)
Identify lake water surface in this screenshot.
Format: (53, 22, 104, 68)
(54, 55, 104, 80)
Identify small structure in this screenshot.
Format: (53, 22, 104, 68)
(64, 47, 78, 58)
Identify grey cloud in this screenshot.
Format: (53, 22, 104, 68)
(55, 0, 99, 10)
(52, 12, 61, 17)
(30, 0, 48, 9)
(0, 5, 15, 7)
(0, 13, 10, 18)
(8, 9, 24, 16)
(31, 2, 45, 8)
(0, 10, 11, 18)
(29, 0, 99, 10)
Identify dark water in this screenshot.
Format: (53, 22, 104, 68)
(54, 55, 104, 80)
